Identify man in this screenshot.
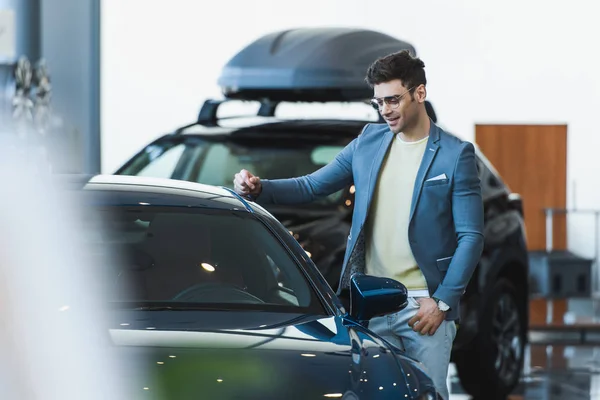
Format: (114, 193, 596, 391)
(233, 50, 484, 400)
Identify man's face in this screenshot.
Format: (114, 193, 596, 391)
(372, 79, 422, 134)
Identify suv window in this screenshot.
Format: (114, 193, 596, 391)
(137, 144, 186, 177)
(89, 205, 324, 313)
(119, 142, 187, 179)
(119, 139, 347, 207)
(192, 142, 344, 185)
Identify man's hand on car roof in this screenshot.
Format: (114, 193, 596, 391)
(234, 169, 262, 198)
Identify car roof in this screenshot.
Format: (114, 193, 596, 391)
(82, 175, 256, 213)
(179, 116, 368, 139)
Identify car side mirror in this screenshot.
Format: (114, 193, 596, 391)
(349, 274, 408, 323)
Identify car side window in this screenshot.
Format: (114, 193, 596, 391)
(119, 142, 190, 178)
(189, 142, 347, 206)
(194, 143, 244, 186)
(136, 144, 186, 178)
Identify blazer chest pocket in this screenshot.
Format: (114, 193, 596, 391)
(423, 178, 449, 187)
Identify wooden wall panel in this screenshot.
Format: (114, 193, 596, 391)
(475, 125, 567, 251)
(475, 125, 568, 326)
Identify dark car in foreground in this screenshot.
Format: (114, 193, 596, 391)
(80, 174, 438, 399)
(116, 28, 530, 398)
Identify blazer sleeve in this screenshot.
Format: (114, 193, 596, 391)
(256, 126, 365, 205)
(432, 141, 485, 309)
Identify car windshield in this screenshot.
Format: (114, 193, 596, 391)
(87, 204, 325, 314)
(118, 137, 346, 207)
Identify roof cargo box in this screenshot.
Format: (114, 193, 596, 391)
(217, 28, 416, 102)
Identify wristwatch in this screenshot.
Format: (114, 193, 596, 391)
(433, 297, 450, 312)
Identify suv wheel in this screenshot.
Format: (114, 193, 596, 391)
(454, 278, 525, 399)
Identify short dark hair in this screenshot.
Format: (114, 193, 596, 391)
(365, 50, 427, 90)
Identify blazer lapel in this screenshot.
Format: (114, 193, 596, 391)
(409, 122, 441, 222)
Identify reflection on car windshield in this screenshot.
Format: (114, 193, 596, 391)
(90, 206, 323, 313)
(119, 139, 346, 206)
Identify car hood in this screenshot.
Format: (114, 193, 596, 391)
(108, 311, 433, 399)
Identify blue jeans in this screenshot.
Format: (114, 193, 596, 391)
(368, 297, 457, 400)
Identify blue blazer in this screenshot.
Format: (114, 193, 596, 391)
(258, 121, 484, 321)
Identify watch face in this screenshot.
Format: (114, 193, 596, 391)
(437, 300, 449, 311)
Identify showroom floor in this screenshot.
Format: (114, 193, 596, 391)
(448, 345, 600, 399)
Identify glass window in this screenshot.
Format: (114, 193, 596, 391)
(119, 142, 190, 178)
(119, 138, 348, 206)
(89, 206, 324, 313)
(136, 144, 186, 178)
(191, 142, 347, 206)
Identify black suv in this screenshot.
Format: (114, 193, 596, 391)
(116, 28, 530, 398)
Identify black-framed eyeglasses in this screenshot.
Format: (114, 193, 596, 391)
(369, 86, 416, 111)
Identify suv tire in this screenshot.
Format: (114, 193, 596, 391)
(454, 278, 526, 399)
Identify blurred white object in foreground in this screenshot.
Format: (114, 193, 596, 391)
(0, 147, 143, 399)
